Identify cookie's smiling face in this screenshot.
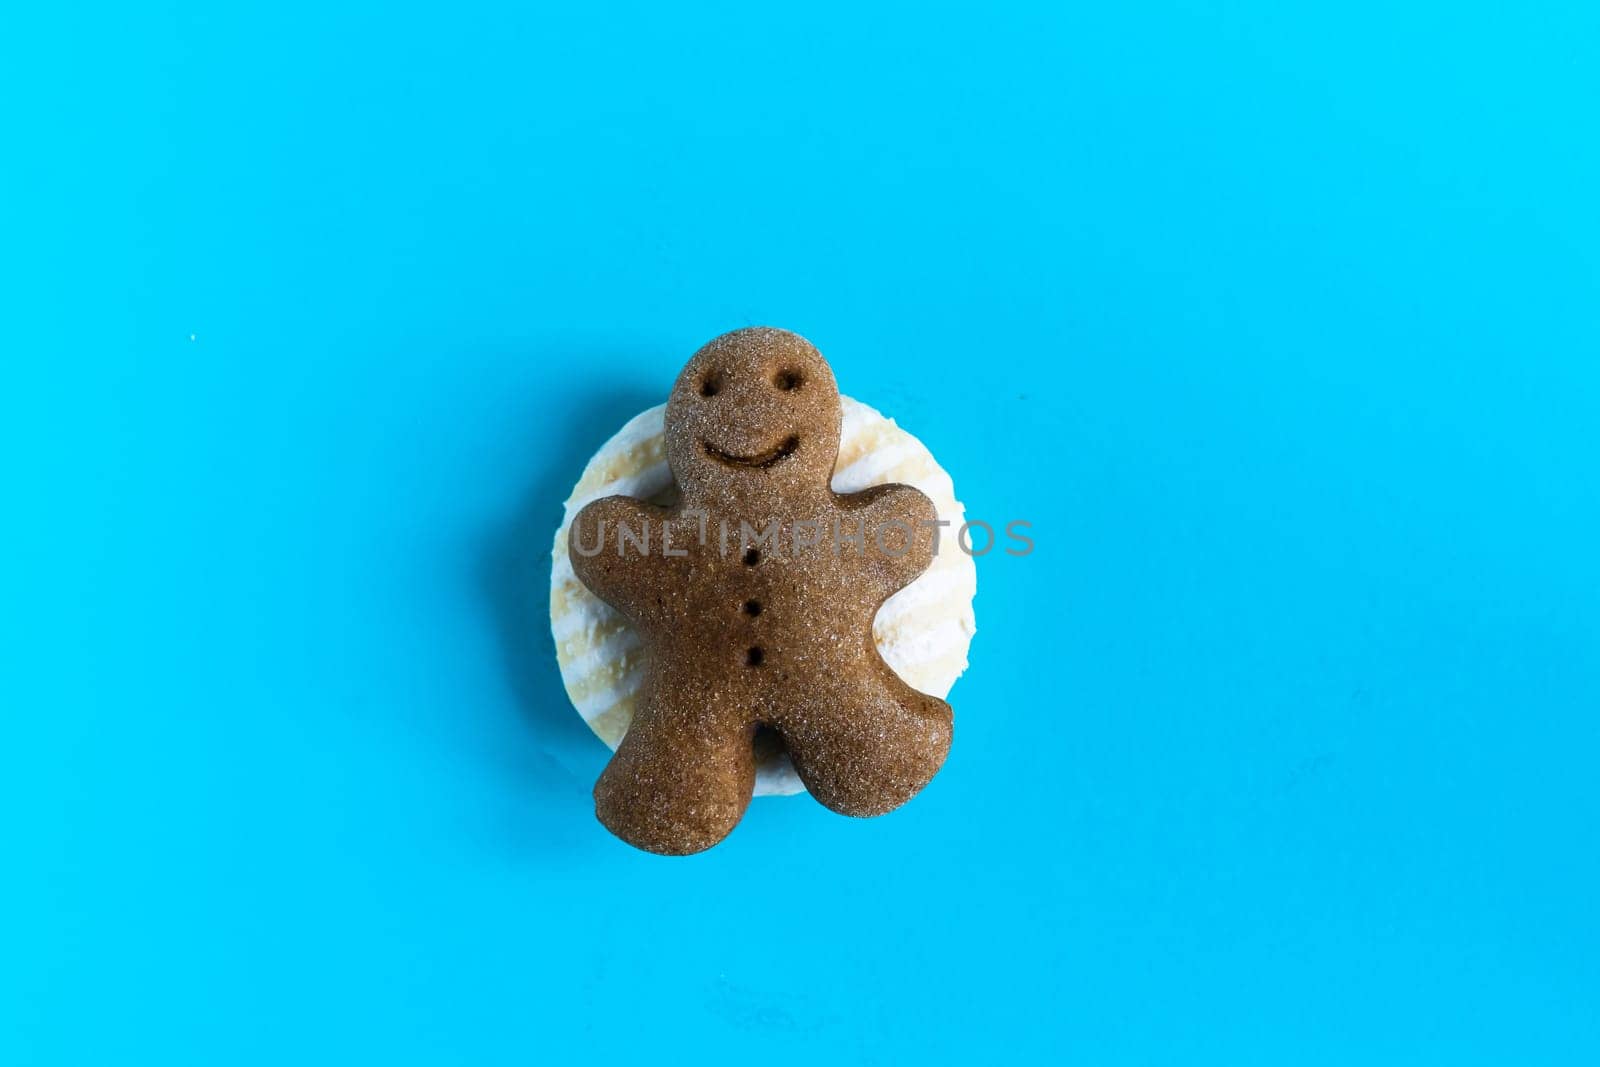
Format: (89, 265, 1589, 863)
(665, 327, 842, 500)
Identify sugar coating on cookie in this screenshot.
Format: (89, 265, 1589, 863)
(562, 328, 962, 854)
(551, 396, 976, 799)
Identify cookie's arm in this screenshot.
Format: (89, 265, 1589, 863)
(567, 495, 675, 624)
(839, 483, 941, 598)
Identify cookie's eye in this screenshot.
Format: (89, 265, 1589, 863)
(773, 369, 802, 391)
(699, 372, 723, 398)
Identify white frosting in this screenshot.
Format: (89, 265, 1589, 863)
(550, 396, 976, 796)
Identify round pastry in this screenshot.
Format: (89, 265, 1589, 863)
(550, 389, 976, 797)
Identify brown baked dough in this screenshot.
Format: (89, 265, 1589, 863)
(568, 327, 953, 855)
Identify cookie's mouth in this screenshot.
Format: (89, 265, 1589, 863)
(702, 435, 800, 469)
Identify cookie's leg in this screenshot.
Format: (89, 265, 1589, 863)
(594, 704, 757, 855)
(781, 679, 952, 818)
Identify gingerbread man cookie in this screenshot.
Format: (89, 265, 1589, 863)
(568, 328, 953, 854)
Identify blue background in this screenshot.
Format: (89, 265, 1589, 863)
(4, 2, 1598, 1062)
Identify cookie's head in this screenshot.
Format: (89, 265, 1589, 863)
(665, 327, 842, 500)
